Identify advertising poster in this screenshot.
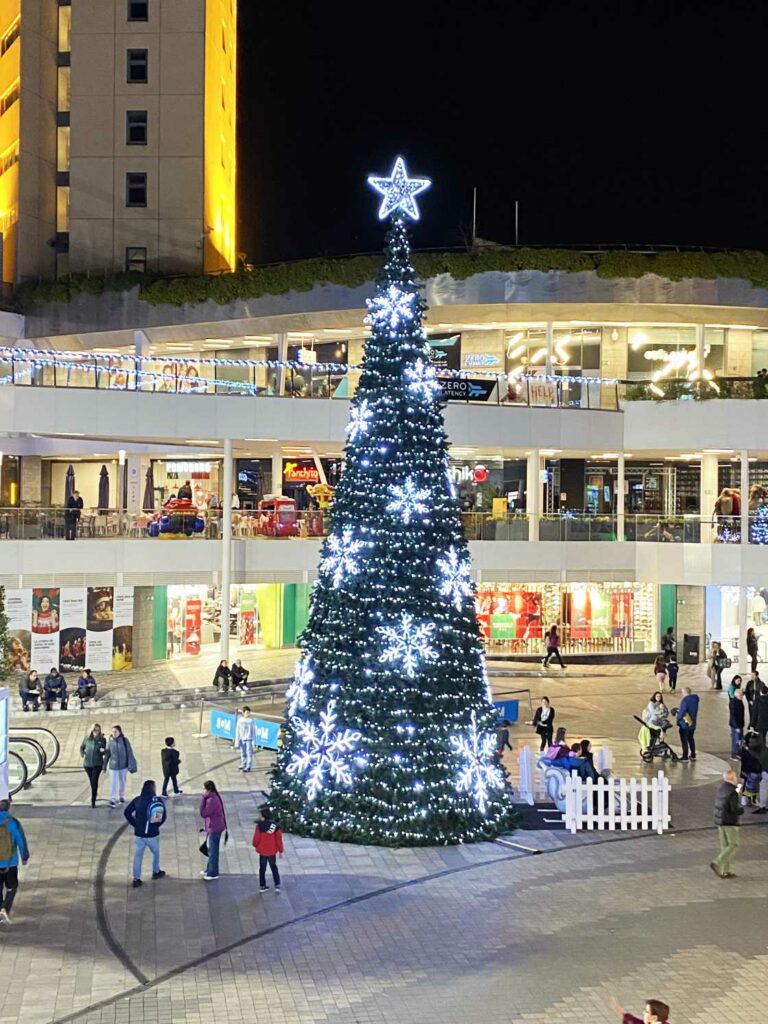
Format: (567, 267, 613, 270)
(113, 586, 134, 670)
(6, 589, 32, 675)
(612, 591, 632, 638)
(239, 591, 257, 647)
(426, 333, 461, 371)
(184, 599, 202, 656)
(31, 588, 60, 672)
(478, 590, 542, 641)
(590, 587, 612, 639)
(59, 589, 86, 673)
(87, 587, 115, 671)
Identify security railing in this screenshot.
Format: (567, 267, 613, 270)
(0, 508, 762, 543)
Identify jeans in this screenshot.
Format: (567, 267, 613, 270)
(0, 867, 19, 916)
(45, 689, 68, 711)
(679, 728, 696, 759)
(543, 646, 565, 668)
(205, 830, 223, 877)
(714, 825, 741, 875)
(110, 768, 128, 802)
(84, 766, 102, 806)
(133, 836, 160, 880)
(259, 855, 280, 888)
(162, 771, 180, 796)
(730, 727, 743, 758)
(239, 741, 253, 771)
(20, 691, 40, 711)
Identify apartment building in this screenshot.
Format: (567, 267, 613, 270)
(0, 0, 236, 284)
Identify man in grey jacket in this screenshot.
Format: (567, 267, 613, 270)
(711, 769, 743, 879)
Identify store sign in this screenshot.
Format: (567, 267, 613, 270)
(283, 460, 320, 484)
(210, 709, 237, 740)
(184, 599, 202, 656)
(439, 378, 496, 402)
(427, 333, 462, 371)
(167, 461, 212, 476)
(465, 353, 501, 368)
(209, 710, 280, 750)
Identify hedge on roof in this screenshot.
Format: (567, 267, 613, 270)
(14, 248, 768, 310)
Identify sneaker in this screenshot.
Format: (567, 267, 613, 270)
(132, 879, 143, 889)
(274, 885, 281, 892)
(109, 801, 117, 808)
(259, 886, 268, 893)
(723, 872, 738, 879)
(679, 756, 689, 762)
(22, 706, 29, 712)
(203, 874, 218, 881)
(119, 798, 126, 803)
(690, 755, 697, 761)
(175, 790, 183, 795)
(0, 908, 10, 924)
(218, 689, 225, 694)
(238, 766, 244, 772)
(200, 870, 208, 876)
(709, 862, 723, 879)
(753, 806, 767, 814)
(152, 871, 166, 880)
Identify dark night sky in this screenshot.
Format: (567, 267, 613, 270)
(238, 0, 768, 265)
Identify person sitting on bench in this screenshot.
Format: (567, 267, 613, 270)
(19, 671, 43, 712)
(231, 659, 250, 693)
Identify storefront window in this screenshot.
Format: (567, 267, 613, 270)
(152, 460, 221, 507)
(707, 585, 768, 662)
(476, 582, 657, 655)
(704, 328, 725, 375)
(164, 583, 284, 660)
(0, 455, 20, 506)
(627, 326, 696, 380)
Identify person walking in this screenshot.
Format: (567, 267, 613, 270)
(252, 806, 284, 893)
(161, 737, 182, 797)
(43, 668, 68, 710)
(235, 706, 256, 772)
(660, 627, 676, 663)
(744, 671, 759, 720)
(528, 697, 555, 751)
(750, 680, 768, 741)
(494, 719, 513, 765)
(104, 725, 137, 807)
(653, 655, 667, 690)
(711, 768, 743, 879)
(710, 641, 728, 690)
(0, 798, 30, 925)
(746, 627, 759, 673)
(80, 724, 107, 807)
(65, 489, 84, 540)
(542, 625, 565, 669)
(676, 686, 699, 761)
(19, 670, 42, 712)
(124, 780, 167, 889)
(199, 780, 228, 880)
(213, 659, 232, 694)
(666, 656, 679, 692)
(728, 683, 746, 759)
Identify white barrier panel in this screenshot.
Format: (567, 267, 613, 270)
(564, 770, 670, 834)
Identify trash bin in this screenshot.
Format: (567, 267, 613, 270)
(683, 634, 700, 664)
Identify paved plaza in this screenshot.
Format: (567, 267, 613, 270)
(2, 664, 767, 1024)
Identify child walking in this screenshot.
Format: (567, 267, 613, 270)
(666, 656, 679, 692)
(653, 655, 667, 690)
(161, 737, 182, 797)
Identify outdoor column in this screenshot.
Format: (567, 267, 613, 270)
(526, 448, 540, 541)
(220, 438, 233, 663)
(617, 453, 625, 541)
(700, 453, 718, 542)
(740, 449, 750, 544)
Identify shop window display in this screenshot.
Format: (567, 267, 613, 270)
(165, 585, 273, 661)
(476, 582, 656, 656)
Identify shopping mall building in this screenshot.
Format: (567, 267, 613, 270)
(3, 255, 768, 674)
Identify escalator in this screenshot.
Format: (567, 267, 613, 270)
(8, 727, 61, 797)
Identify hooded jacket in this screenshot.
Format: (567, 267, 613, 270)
(0, 809, 29, 869)
(200, 791, 227, 833)
(80, 733, 107, 768)
(104, 734, 137, 772)
(252, 818, 284, 857)
(124, 782, 167, 837)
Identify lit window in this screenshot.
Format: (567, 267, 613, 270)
(57, 126, 70, 172)
(58, 6, 71, 51)
(0, 144, 19, 177)
(0, 82, 20, 116)
(128, 0, 149, 21)
(125, 246, 148, 273)
(126, 172, 148, 207)
(57, 186, 70, 232)
(58, 66, 71, 112)
(127, 49, 148, 83)
(126, 110, 148, 145)
(1, 19, 20, 55)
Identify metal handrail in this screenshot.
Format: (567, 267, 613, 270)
(9, 726, 60, 769)
(8, 750, 28, 796)
(8, 736, 46, 785)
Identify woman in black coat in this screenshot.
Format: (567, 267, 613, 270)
(747, 628, 759, 674)
(750, 682, 768, 740)
(213, 660, 231, 694)
(529, 697, 555, 751)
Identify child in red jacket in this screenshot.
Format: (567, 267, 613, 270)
(252, 806, 284, 893)
(611, 998, 670, 1024)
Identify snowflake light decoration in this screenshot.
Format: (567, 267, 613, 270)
(436, 546, 473, 610)
(286, 700, 362, 801)
(346, 398, 372, 442)
(377, 611, 438, 678)
(405, 358, 440, 401)
(286, 655, 314, 718)
(366, 285, 416, 332)
(367, 155, 431, 221)
(321, 527, 364, 588)
(451, 710, 506, 815)
(387, 477, 430, 524)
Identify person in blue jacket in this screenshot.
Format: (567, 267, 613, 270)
(0, 798, 30, 924)
(44, 668, 68, 711)
(677, 686, 700, 761)
(124, 780, 167, 889)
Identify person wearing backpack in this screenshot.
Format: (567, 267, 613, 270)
(124, 780, 167, 889)
(104, 725, 138, 807)
(0, 798, 30, 924)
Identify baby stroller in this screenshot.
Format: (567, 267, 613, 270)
(634, 714, 679, 764)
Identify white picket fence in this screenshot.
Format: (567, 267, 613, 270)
(516, 744, 613, 805)
(563, 770, 671, 834)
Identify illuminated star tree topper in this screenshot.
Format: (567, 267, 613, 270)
(367, 155, 431, 221)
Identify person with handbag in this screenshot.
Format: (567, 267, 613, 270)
(199, 780, 227, 880)
(676, 686, 699, 761)
(104, 725, 138, 807)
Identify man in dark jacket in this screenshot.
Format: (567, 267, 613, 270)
(65, 490, 84, 540)
(750, 682, 768, 741)
(729, 688, 746, 758)
(676, 687, 699, 761)
(124, 780, 167, 889)
(44, 668, 68, 711)
(711, 769, 743, 878)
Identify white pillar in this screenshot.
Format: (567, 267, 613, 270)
(544, 322, 554, 376)
(738, 587, 749, 674)
(695, 323, 705, 372)
(700, 453, 718, 542)
(220, 438, 233, 663)
(276, 332, 288, 396)
(526, 449, 540, 541)
(271, 450, 283, 497)
(125, 454, 143, 512)
(617, 454, 625, 541)
(117, 449, 126, 511)
(740, 449, 749, 544)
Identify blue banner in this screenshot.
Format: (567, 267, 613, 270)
(493, 699, 519, 723)
(209, 709, 281, 750)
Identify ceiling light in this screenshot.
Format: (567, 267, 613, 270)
(243, 438, 278, 442)
(530, 347, 548, 364)
(702, 449, 733, 454)
(539, 449, 562, 456)
(243, 336, 273, 341)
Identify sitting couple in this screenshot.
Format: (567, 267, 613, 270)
(539, 727, 599, 781)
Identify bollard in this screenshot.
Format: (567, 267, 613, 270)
(193, 697, 208, 738)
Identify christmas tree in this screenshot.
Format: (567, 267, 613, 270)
(0, 586, 10, 681)
(751, 502, 768, 544)
(269, 157, 513, 846)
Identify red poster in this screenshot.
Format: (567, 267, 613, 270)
(184, 599, 202, 655)
(611, 591, 632, 638)
(569, 586, 592, 639)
